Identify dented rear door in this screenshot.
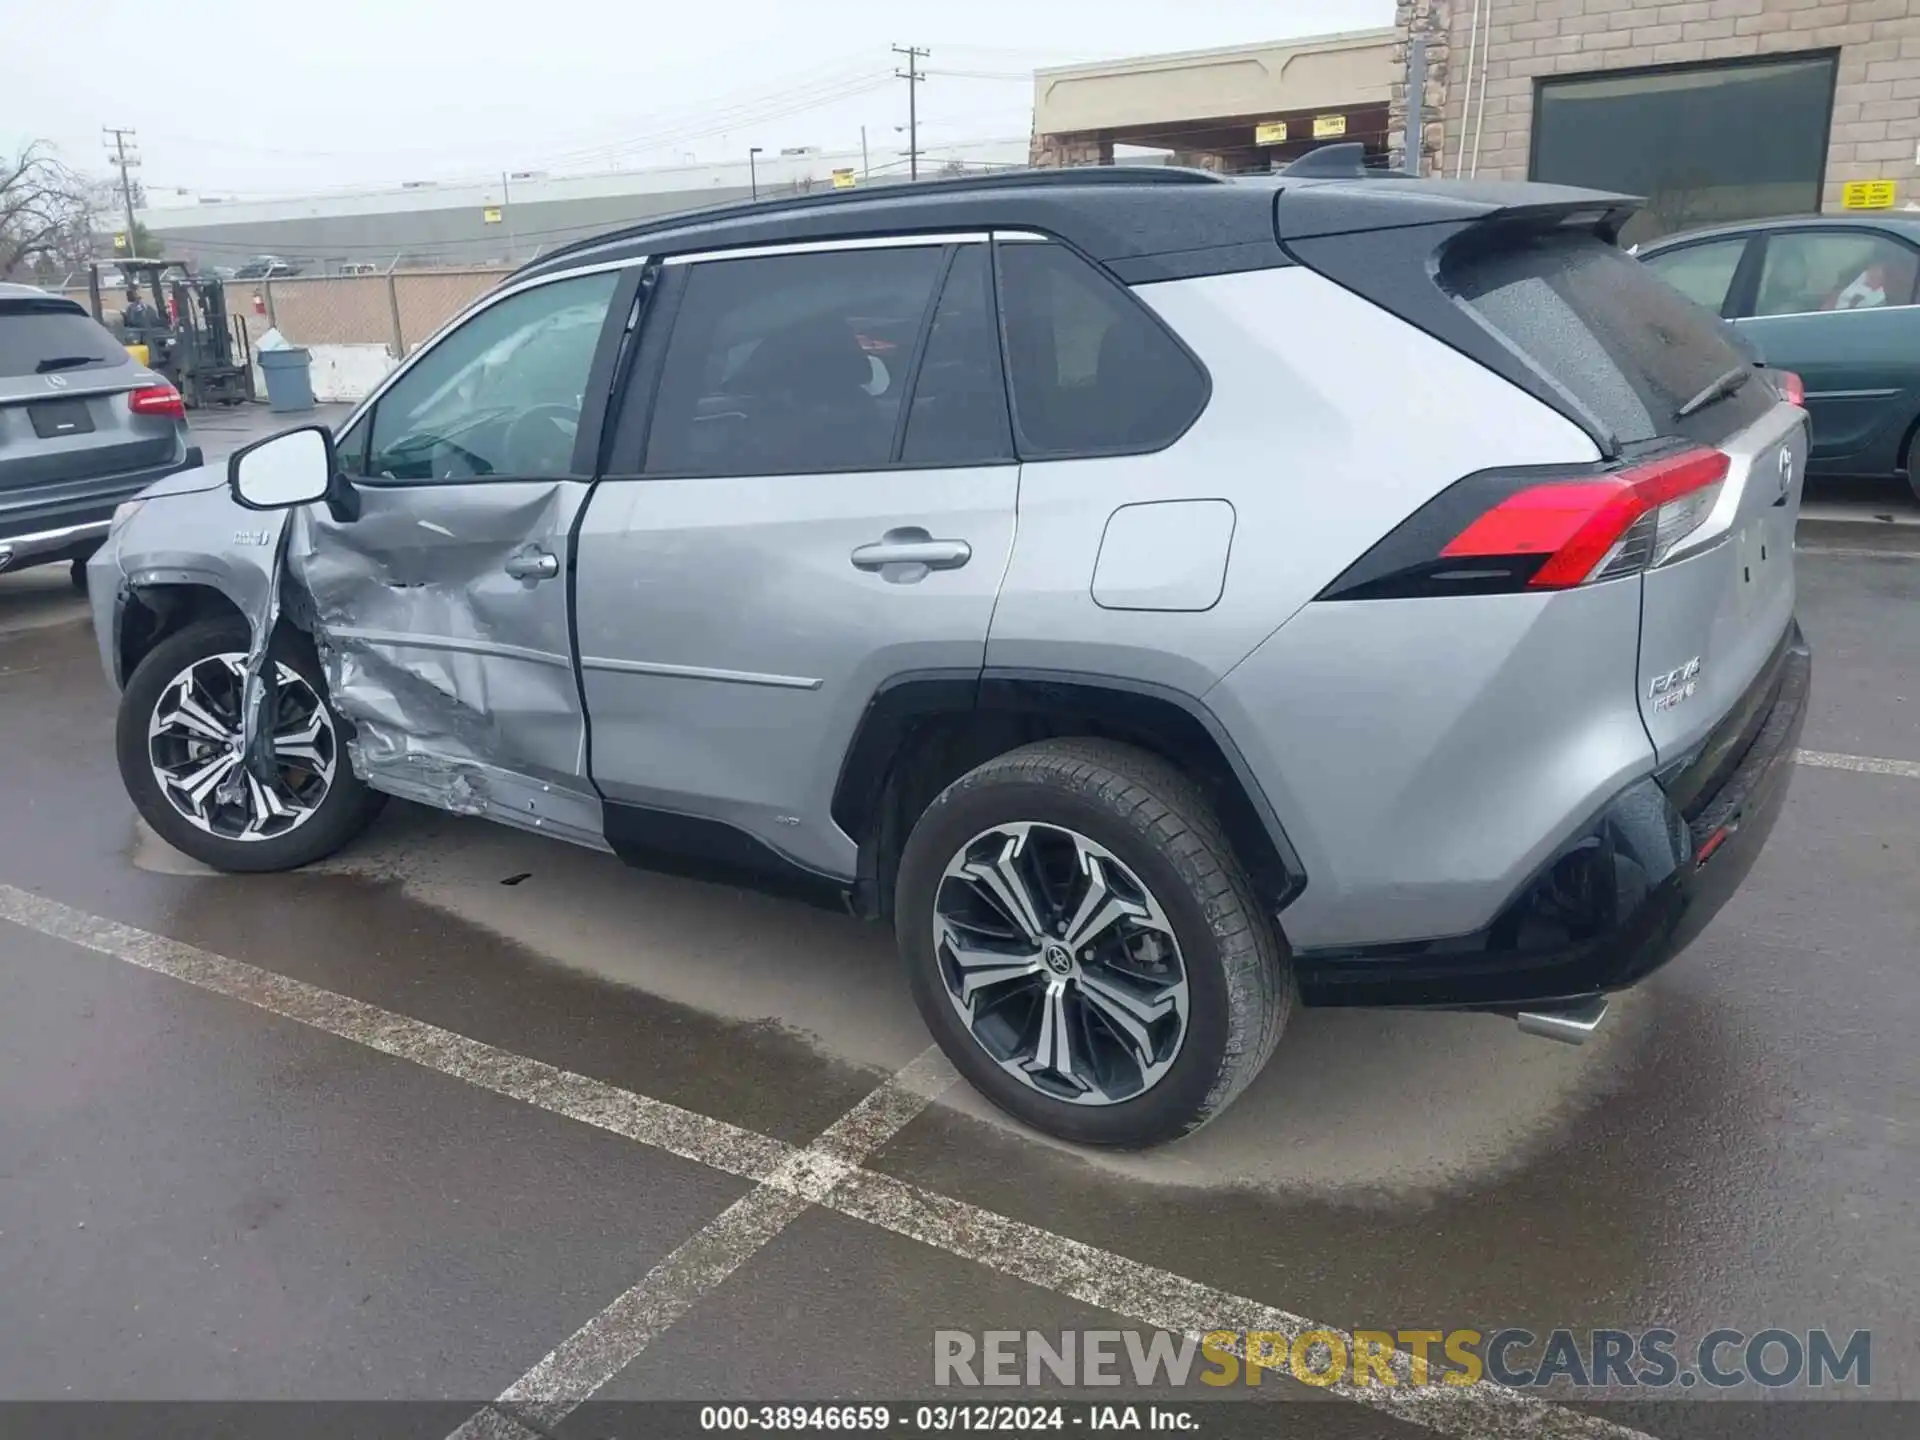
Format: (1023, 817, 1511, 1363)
(290, 264, 637, 847)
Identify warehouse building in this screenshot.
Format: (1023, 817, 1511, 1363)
(1395, 0, 1920, 244)
(1032, 2, 1920, 246)
(1029, 29, 1398, 172)
(136, 140, 1028, 273)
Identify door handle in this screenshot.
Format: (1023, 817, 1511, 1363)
(504, 545, 560, 581)
(850, 527, 972, 575)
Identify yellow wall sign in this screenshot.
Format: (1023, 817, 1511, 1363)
(1842, 179, 1896, 209)
(1254, 120, 1289, 146)
(1312, 114, 1348, 139)
(832, 168, 857, 189)
(482, 207, 503, 224)
(113, 232, 128, 251)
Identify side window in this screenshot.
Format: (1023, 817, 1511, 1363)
(1753, 231, 1920, 317)
(366, 270, 619, 482)
(1641, 238, 1748, 314)
(901, 245, 1015, 467)
(644, 246, 945, 476)
(995, 241, 1207, 457)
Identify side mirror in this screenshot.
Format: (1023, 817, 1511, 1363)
(230, 425, 334, 511)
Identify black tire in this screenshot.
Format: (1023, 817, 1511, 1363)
(70, 557, 89, 592)
(1906, 429, 1920, 507)
(115, 615, 384, 873)
(895, 738, 1292, 1149)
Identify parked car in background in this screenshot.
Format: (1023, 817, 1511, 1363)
(232, 256, 300, 280)
(1638, 215, 1920, 501)
(0, 283, 196, 587)
(88, 167, 1808, 1148)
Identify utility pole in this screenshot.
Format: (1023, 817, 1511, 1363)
(749, 146, 764, 201)
(892, 45, 928, 181)
(861, 125, 870, 182)
(1402, 37, 1429, 177)
(102, 126, 141, 255)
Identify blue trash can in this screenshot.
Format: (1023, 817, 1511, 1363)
(259, 347, 316, 413)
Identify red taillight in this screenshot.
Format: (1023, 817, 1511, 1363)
(129, 383, 185, 419)
(1438, 448, 1729, 590)
(1776, 370, 1806, 407)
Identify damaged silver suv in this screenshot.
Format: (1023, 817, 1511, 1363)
(90, 164, 1809, 1147)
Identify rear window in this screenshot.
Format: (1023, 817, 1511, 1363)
(1443, 232, 1771, 447)
(0, 301, 124, 379)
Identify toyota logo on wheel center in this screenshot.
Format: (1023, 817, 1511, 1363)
(1043, 942, 1073, 975)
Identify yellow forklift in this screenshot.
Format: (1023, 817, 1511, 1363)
(86, 258, 256, 408)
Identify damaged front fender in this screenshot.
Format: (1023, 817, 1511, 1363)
(106, 467, 606, 849)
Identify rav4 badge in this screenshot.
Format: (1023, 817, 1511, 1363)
(1649, 657, 1703, 712)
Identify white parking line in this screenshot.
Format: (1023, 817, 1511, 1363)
(476, 1049, 958, 1434)
(0, 884, 1652, 1440)
(1795, 748, 1920, 780)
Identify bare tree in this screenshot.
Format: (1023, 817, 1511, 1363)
(0, 143, 92, 280)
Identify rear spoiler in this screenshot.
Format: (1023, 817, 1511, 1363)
(1274, 174, 1642, 246)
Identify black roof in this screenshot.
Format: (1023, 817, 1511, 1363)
(509, 162, 1640, 287)
(512, 166, 1294, 286)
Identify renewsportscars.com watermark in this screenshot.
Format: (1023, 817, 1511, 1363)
(933, 1328, 1872, 1391)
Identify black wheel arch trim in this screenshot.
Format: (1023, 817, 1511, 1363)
(830, 666, 1309, 916)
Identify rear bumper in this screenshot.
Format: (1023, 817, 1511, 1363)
(0, 517, 112, 571)
(0, 448, 203, 572)
(1295, 619, 1810, 1008)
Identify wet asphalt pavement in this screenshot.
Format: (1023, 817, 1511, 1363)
(0, 451, 1916, 1438)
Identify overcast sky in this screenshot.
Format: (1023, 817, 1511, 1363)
(4, 0, 1391, 198)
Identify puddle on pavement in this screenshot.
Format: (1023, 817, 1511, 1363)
(325, 801, 1650, 1198)
(0, 569, 92, 638)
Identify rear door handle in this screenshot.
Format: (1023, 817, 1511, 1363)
(850, 527, 972, 576)
(504, 545, 560, 581)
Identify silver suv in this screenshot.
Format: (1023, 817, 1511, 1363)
(87, 165, 1811, 1148)
(1, 283, 195, 583)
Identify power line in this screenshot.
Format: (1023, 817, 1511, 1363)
(893, 45, 928, 182)
(129, 59, 898, 197)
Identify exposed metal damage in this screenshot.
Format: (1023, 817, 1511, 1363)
(234, 482, 606, 847)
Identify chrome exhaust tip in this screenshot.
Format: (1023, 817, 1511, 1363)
(1515, 995, 1609, 1046)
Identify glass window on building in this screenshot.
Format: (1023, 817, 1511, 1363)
(1532, 54, 1839, 247)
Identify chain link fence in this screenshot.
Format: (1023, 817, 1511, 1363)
(252, 267, 511, 353)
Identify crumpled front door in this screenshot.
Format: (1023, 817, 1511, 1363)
(281, 478, 603, 848)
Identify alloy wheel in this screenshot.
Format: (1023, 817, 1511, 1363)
(147, 652, 337, 842)
(933, 821, 1190, 1106)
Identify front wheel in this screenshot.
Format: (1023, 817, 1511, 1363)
(115, 616, 384, 873)
(894, 738, 1292, 1149)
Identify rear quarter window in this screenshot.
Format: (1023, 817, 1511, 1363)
(1442, 232, 1772, 448)
(0, 300, 125, 379)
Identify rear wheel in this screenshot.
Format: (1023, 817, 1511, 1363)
(1906, 429, 1920, 506)
(115, 616, 384, 872)
(894, 738, 1291, 1149)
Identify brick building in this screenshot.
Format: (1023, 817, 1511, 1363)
(1393, 0, 1920, 242)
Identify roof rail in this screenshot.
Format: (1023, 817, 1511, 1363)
(522, 164, 1226, 272)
